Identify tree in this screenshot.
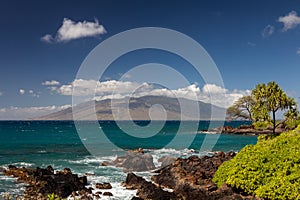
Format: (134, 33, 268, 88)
(252, 81, 298, 133)
(226, 96, 254, 121)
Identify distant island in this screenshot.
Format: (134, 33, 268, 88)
(33, 95, 226, 121)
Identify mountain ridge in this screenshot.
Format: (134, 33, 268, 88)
(34, 95, 225, 120)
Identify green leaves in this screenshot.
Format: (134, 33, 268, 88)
(227, 81, 299, 133)
(213, 126, 300, 200)
(252, 81, 298, 133)
(226, 95, 254, 121)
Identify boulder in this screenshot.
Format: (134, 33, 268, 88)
(102, 149, 156, 172)
(103, 191, 113, 196)
(158, 156, 176, 167)
(95, 182, 112, 189)
(121, 152, 155, 172)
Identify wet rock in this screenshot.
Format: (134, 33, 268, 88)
(122, 173, 176, 200)
(122, 173, 147, 190)
(103, 191, 113, 196)
(131, 196, 144, 200)
(102, 149, 156, 172)
(150, 152, 258, 200)
(158, 156, 176, 167)
(122, 152, 155, 172)
(3, 165, 88, 199)
(95, 182, 112, 189)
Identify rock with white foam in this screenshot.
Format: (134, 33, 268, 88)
(101, 149, 156, 172)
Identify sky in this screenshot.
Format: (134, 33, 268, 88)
(0, 0, 300, 119)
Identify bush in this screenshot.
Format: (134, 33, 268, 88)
(213, 125, 300, 200)
(253, 121, 270, 130)
(285, 119, 300, 130)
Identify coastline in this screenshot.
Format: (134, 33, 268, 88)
(200, 125, 288, 136)
(2, 150, 258, 200)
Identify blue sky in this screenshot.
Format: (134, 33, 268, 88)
(0, 0, 300, 119)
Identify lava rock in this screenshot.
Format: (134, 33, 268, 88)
(3, 165, 88, 199)
(95, 182, 112, 189)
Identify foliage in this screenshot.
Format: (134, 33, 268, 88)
(253, 121, 270, 130)
(226, 96, 254, 121)
(285, 119, 300, 130)
(213, 126, 300, 200)
(252, 81, 298, 133)
(284, 107, 300, 129)
(47, 193, 61, 200)
(227, 81, 299, 133)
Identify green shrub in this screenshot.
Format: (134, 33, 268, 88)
(213, 125, 300, 200)
(285, 119, 300, 130)
(253, 121, 270, 130)
(47, 193, 61, 200)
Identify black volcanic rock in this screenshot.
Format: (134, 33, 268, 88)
(102, 150, 156, 172)
(122, 173, 176, 200)
(3, 165, 88, 198)
(123, 152, 259, 200)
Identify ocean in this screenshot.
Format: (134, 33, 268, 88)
(0, 120, 256, 199)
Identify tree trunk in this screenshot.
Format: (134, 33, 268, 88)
(272, 110, 276, 133)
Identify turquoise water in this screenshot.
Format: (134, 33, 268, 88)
(0, 120, 256, 198)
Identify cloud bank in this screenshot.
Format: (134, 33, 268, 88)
(52, 79, 250, 108)
(41, 18, 106, 43)
(0, 105, 71, 120)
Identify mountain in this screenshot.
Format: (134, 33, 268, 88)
(34, 96, 225, 120)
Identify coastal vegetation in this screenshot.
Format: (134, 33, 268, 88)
(227, 81, 299, 133)
(213, 125, 300, 199)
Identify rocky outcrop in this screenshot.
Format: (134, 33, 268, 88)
(123, 152, 259, 200)
(102, 149, 156, 172)
(158, 156, 176, 167)
(205, 125, 287, 135)
(122, 173, 176, 200)
(3, 165, 88, 199)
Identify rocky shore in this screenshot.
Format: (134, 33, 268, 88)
(203, 124, 287, 135)
(2, 165, 113, 199)
(3, 150, 258, 200)
(123, 151, 258, 200)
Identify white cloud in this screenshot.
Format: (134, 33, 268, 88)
(0, 105, 71, 120)
(19, 89, 25, 95)
(278, 11, 300, 31)
(52, 79, 249, 108)
(42, 80, 60, 86)
(297, 48, 300, 55)
(202, 84, 228, 94)
(18, 89, 40, 97)
(40, 34, 53, 43)
(262, 25, 275, 37)
(29, 90, 40, 98)
(57, 79, 152, 97)
(41, 18, 106, 43)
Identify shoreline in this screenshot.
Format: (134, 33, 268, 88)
(200, 125, 288, 136)
(2, 150, 258, 200)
